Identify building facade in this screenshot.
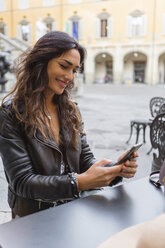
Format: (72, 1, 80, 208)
(0, 0, 165, 84)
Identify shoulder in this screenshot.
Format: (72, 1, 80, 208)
(0, 100, 24, 137)
(0, 99, 14, 117)
(0, 99, 18, 126)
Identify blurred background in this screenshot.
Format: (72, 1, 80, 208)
(0, 0, 165, 92)
(1, 0, 165, 224)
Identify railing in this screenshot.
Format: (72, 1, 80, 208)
(0, 33, 29, 52)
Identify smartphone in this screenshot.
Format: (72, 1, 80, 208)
(103, 143, 143, 168)
(114, 143, 143, 165)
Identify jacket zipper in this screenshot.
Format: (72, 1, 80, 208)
(34, 130, 64, 161)
(33, 130, 75, 207)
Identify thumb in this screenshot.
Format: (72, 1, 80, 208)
(107, 164, 123, 175)
(94, 159, 113, 167)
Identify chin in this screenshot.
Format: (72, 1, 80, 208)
(54, 88, 65, 95)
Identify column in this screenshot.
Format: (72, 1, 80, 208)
(148, 45, 159, 85)
(85, 47, 95, 84)
(113, 45, 123, 84)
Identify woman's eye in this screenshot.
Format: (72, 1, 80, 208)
(60, 64, 67, 69)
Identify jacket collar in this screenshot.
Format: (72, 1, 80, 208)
(34, 126, 71, 151)
(34, 128, 59, 151)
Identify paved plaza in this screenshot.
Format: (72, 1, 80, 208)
(0, 83, 165, 224)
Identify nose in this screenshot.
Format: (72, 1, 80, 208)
(65, 69, 74, 83)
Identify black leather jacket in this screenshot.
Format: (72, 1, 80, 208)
(0, 102, 96, 217)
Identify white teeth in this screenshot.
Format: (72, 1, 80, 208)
(57, 79, 66, 84)
(56, 79, 67, 87)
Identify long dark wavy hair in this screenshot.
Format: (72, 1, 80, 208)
(2, 31, 86, 149)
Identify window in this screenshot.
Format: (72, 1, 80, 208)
(43, 0, 54, 6)
(95, 12, 113, 39)
(69, 0, 81, 3)
(18, 0, 29, 9)
(134, 62, 145, 83)
(0, 0, 6, 12)
(101, 19, 107, 37)
(18, 19, 31, 42)
(43, 16, 56, 32)
(72, 20, 78, 39)
(0, 22, 7, 35)
(64, 15, 83, 40)
(163, 14, 165, 35)
(127, 10, 146, 37)
(132, 16, 143, 36)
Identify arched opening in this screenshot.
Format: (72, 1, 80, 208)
(123, 51, 147, 83)
(19, 19, 30, 42)
(0, 21, 6, 35)
(43, 16, 56, 32)
(158, 53, 165, 84)
(94, 53, 113, 83)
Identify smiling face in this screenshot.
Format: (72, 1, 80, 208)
(46, 48, 80, 97)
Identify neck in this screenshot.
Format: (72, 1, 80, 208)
(44, 92, 59, 111)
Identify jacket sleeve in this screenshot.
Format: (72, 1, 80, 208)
(0, 105, 78, 202)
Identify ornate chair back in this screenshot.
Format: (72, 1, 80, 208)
(150, 112, 165, 171)
(150, 97, 165, 118)
(126, 96, 165, 145)
(157, 102, 165, 115)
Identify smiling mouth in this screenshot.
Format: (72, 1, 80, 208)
(56, 79, 68, 88)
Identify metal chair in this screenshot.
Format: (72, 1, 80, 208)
(126, 96, 165, 144)
(157, 102, 165, 115)
(150, 97, 165, 118)
(150, 112, 165, 171)
(147, 100, 165, 154)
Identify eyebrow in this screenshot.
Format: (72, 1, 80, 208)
(59, 59, 80, 68)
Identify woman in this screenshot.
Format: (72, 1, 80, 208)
(0, 31, 138, 218)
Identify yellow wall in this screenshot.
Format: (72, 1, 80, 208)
(1, 0, 165, 45)
(1, 0, 165, 85)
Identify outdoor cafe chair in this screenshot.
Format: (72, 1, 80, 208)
(126, 96, 165, 145)
(149, 112, 165, 171)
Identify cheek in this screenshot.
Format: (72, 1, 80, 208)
(47, 69, 55, 81)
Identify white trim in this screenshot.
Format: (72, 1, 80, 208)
(107, 17, 113, 38)
(78, 19, 83, 40)
(95, 18, 100, 39)
(28, 24, 32, 43)
(17, 25, 22, 40)
(52, 22, 56, 31)
(0, 0, 6, 12)
(18, 0, 29, 9)
(68, 20, 72, 36)
(126, 16, 132, 37)
(42, 0, 54, 6)
(4, 25, 8, 36)
(163, 14, 165, 35)
(141, 15, 147, 36)
(69, 0, 81, 3)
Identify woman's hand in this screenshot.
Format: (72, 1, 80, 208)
(118, 151, 138, 178)
(77, 159, 123, 191)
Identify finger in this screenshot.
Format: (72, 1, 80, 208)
(125, 161, 138, 167)
(95, 159, 112, 167)
(120, 172, 135, 178)
(106, 164, 123, 174)
(132, 151, 138, 158)
(121, 166, 137, 174)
